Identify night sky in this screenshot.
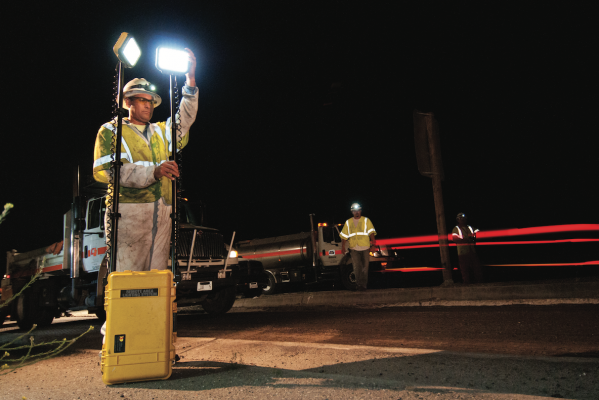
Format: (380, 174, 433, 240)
(2, 2, 597, 274)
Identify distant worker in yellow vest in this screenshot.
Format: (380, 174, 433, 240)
(93, 49, 198, 272)
(340, 203, 377, 291)
(452, 212, 483, 284)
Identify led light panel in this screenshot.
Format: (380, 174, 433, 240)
(155, 47, 189, 75)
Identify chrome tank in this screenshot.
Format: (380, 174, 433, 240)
(236, 232, 313, 270)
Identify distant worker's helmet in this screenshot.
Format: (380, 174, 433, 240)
(350, 203, 362, 212)
(456, 212, 467, 221)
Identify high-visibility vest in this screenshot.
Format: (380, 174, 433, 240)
(93, 119, 189, 204)
(452, 225, 478, 255)
(339, 216, 376, 248)
(452, 225, 474, 240)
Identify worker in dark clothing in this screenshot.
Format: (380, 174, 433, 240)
(451, 212, 483, 284)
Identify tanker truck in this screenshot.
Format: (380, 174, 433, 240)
(0, 178, 267, 330)
(236, 215, 399, 294)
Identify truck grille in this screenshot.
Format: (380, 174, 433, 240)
(178, 229, 224, 260)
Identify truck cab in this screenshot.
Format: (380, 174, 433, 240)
(1, 184, 267, 330)
(82, 196, 107, 273)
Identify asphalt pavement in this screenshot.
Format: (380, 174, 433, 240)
(2, 276, 598, 347)
(2, 277, 599, 399)
(3, 335, 598, 399)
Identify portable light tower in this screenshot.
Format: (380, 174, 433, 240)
(155, 46, 191, 277)
(108, 32, 141, 273)
(114, 33, 141, 68)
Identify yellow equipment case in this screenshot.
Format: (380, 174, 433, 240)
(101, 269, 176, 385)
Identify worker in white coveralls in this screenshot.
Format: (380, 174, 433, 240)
(340, 203, 377, 291)
(93, 49, 198, 272)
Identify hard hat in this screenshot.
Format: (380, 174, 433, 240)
(456, 212, 467, 220)
(121, 78, 162, 109)
(350, 203, 362, 211)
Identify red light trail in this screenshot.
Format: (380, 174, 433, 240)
(389, 238, 599, 251)
(377, 224, 599, 247)
(381, 261, 599, 273)
(376, 224, 599, 272)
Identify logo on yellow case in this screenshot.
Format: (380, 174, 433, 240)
(114, 334, 126, 353)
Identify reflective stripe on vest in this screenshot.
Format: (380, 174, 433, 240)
(93, 123, 172, 169)
(453, 225, 474, 239)
(164, 119, 182, 153)
(341, 219, 355, 238)
(93, 123, 133, 168)
(359, 217, 370, 235)
(165, 120, 172, 149)
(365, 217, 375, 235)
(340, 217, 372, 239)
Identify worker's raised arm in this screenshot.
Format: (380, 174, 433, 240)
(185, 48, 196, 88)
(168, 48, 199, 145)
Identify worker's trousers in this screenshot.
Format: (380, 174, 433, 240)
(349, 249, 370, 288)
(458, 252, 483, 284)
(105, 198, 172, 272)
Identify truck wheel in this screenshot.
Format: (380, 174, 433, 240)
(341, 265, 357, 291)
(0, 304, 9, 327)
(35, 287, 55, 327)
(201, 286, 236, 315)
(15, 289, 55, 329)
(36, 308, 55, 327)
(15, 292, 37, 330)
(262, 272, 278, 295)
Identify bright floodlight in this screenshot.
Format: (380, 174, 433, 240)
(113, 32, 141, 68)
(155, 47, 190, 75)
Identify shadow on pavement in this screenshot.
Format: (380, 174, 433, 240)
(110, 351, 598, 400)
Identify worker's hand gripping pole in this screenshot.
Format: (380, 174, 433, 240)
(108, 61, 126, 274)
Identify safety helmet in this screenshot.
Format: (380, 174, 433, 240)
(121, 78, 162, 109)
(456, 212, 467, 221)
(350, 203, 362, 212)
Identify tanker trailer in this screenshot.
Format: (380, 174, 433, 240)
(237, 216, 400, 294)
(236, 232, 316, 294)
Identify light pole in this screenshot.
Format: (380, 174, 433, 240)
(155, 47, 191, 277)
(109, 32, 141, 274)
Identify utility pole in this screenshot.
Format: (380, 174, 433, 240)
(413, 110, 453, 284)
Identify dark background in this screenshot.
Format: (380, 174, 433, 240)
(1, 1, 597, 274)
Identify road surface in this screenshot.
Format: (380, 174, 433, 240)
(1, 303, 598, 399)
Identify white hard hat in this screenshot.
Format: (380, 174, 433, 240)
(350, 203, 362, 211)
(120, 78, 162, 109)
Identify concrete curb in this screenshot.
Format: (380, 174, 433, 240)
(233, 280, 599, 309)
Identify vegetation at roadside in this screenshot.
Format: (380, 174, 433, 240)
(1, 202, 94, 374)
(1, 325, 94, 375)
(0, 203, 13, 224)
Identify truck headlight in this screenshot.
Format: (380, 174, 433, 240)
(229, 250, 238, 258)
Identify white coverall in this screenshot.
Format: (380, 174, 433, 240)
(94, 85, 199, 272)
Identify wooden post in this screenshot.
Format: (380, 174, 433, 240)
(414, 111, 453, 284)
(425, 115, 453, 284)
